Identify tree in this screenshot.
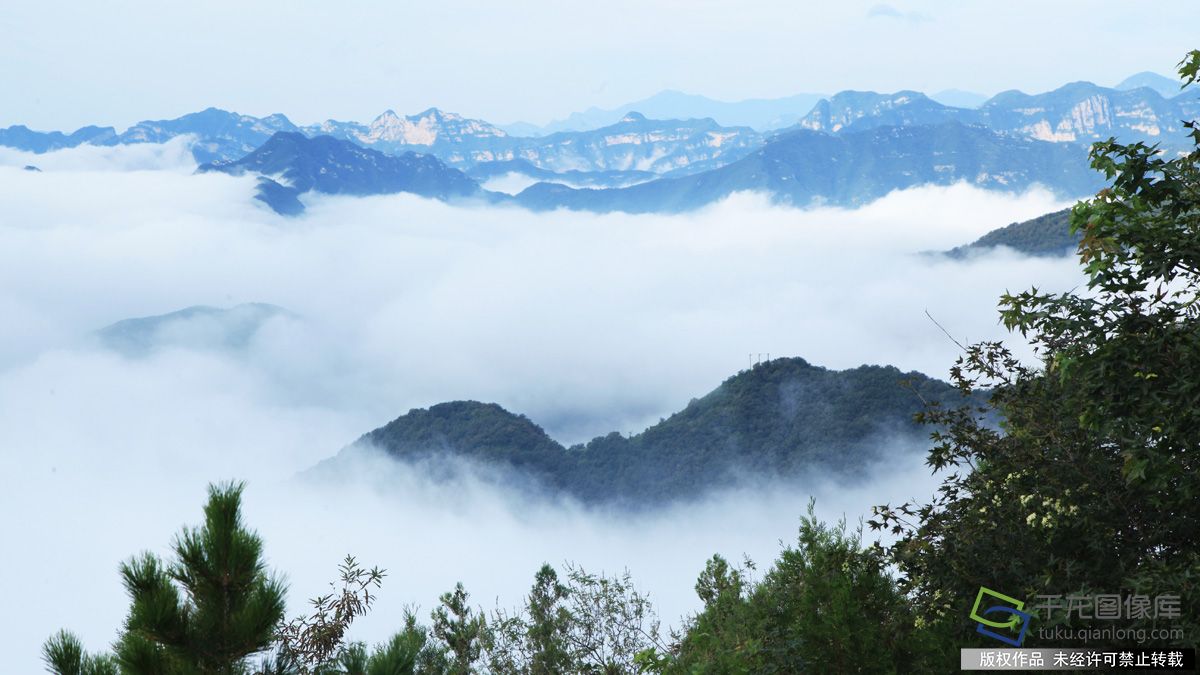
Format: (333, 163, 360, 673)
(321, 611, 442, 675)
(44, 482, 288, 675)
(559, 564, 668, 675)
(42, 631, 118, 675)
(487, 564, 576, 674)
(668, 505, 926, 674)
(276, 556, 387, 672)
(430, 583, 484, 674)
(524, 565, 573, 675)
(114, 481, 288, 673)
(44, 484, 389, 675)
(870, 49, 1200, 658)
(485, 563, 669, 674)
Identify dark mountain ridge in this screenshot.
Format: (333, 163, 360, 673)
(945, 209, 1077, 258)
(327, 357, 971, 505)
(199, 132, 484, 214)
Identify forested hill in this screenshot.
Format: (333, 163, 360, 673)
(330, 357, 969, 505)
(945, 208, 1077, 257)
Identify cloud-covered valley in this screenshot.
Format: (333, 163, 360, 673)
(0, 144, 1088, 669)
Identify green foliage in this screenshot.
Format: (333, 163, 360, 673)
(43, 482, 288, 675)
(871, 49, 1200, 660)
(431, 583, 485, 674)
(43, 485, 390, 675)
(947, 209, 1078, 258)
(277, 556, 387, 672)
(42, 631, 118, 675)
(556, 564, 667, 674)
(113, 481, 288, 674)
(487, 565, 572, 674)
(668, 505, 926, 674)
(524, 565, 573, 674)
(322, 611, 442, 675)
(486, 563, 668, 674)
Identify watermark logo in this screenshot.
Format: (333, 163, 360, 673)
(971, 586, 1032, 647)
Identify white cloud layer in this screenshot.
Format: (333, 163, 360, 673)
(0, 135, 198, 173)
(0, 149, 1087, 669)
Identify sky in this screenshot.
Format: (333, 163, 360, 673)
(1, 0, 1196, 131)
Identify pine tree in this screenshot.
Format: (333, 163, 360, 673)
(525, 565, 572, 675)
(114, 481, 287, 673)
(42, 631, 118, 675)
(44, 481, 288, 675)
(430, 583, 484, 675)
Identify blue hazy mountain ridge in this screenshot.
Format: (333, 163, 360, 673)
(799, 90, 975, 132)
(514, 122, 1105, 213)
(96, 303, 291, 356)
(322, 357, 968, 505)
(519, 112, 763, 175)
(198, 132, 485, 215)
(0, 124, 116, 153)
(0, 108, 299, 164)
(3, 76, 1194, 172)
(300, 107, 510, 160)
(465, 159, 657, 189)
(194, 121, 1102, 216)
(930, 89, 989, 108)
(500, 89, 829, 135)
(0, 105, 764, 177)
(114, 107, 300, 164)
(304, 109, 764, 176)
(1114, 71, 1184, 99)
(798, 82, 1200, 155)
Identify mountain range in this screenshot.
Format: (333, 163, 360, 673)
(0, 107, 299, 164)
(198, 132, 484, 215)
(193, 120, 1104, 216)
(797, 82, 1199, 155)
(7, 73, 1196, 216)
(500, 90, 828, 136)
(1115, 71, 1185, 99)
(317, 356, 970, 505)
(5, 74, 1194, 173)
(512, 122, 1102, 213)
(301, 109, 765, 177)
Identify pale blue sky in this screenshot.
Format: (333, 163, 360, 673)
(1, 0, 1194, 130)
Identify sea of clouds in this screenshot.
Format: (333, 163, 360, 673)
(0, 141, 1087, 669)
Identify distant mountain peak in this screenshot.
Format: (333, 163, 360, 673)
(414, 107, 457, 120)
(1115, 71, 1182, 99)
(358, 108, 506, 146)
(200, 131, 482, 215)
(620, 111, 647, 123)
(930, 88, 988, 109)
(96, 303, 292, 356)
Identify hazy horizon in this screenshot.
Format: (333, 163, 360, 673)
(2, 0, 1195, 131)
